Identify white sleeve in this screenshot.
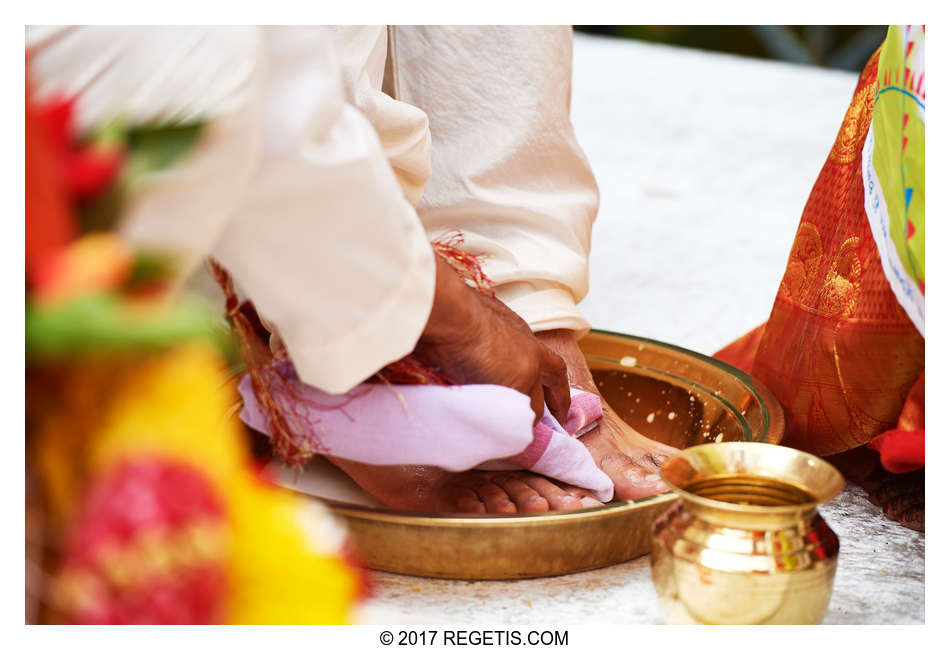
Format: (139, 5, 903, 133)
(329, 26, 432, 207)
(390, 26, 600, 335)
(27, 26, 436, 394)
(211, 26, 435, 394)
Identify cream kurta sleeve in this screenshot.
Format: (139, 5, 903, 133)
(27, 26, 436, 395)
(212, 27, 435, 394)
(390, 26, 600, 335)
(329, 26, 431, 206)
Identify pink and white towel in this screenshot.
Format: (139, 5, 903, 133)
(238, 361, 614, 501)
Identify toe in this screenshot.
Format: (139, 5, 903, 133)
(554, 496, 585, 510)
(475, 482, 517, 514)
(492, 475, 549, 513)
(522, 475, 584, 511)
(598, 452, 667, 500)
(620, 468, 667, 500)
(451, 486, 486, 513)
(562, 487, 603, 509)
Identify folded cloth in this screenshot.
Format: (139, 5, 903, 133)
(476, 390, 613, 500)
(238, 361, 613, 501)
(869, 429, 925, 474)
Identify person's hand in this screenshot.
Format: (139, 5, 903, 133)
(414, 254, 570, 425)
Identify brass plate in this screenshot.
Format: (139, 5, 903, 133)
(280, 330, 785, 579)
(323, 495, 676, 580)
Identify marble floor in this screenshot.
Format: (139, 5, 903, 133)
(363, 484, 923, 625)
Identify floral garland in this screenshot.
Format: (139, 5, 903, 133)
(26, 79, 368, 624)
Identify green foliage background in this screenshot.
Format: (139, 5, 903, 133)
(575, 26, 887, 72)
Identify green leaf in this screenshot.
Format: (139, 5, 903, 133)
(123, 251, 177, 290)
(125, 122, 204, 180)
(26, 292, 235, 360)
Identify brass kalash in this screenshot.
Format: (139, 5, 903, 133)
(651, 442, 844, 624)
(271, 330, 787, 579)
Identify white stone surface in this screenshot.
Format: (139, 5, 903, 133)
(360, 34, 924, 625)
(572, 34, 857, 354)
(363, 485, 923, 625)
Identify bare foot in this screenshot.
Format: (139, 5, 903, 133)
(580, 403, 677, 500)
(828, 447, 925, 532)
(328, 457, 602, 514)
(865, 469, 924, 532)
(535, 329, 679, 501)
(318, 327, 679, 510)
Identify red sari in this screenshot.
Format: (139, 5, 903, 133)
(715, 50, 924, 473)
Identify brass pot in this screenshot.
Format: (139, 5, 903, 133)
(651, 442, 844, 624)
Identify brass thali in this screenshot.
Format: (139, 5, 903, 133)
(271, 330, 785, 579)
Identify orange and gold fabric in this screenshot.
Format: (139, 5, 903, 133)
(715, 42, 924, 459)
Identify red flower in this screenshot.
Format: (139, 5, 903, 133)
(35, 94, 74, 152)
(25, 83, 74, 288)
(26, 82, 127, 290)
(67, 145, 125, 201)
(56, 457, 230, 624)
(35, 94, 126, 202)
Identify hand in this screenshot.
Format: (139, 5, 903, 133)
(414, 254, 570, 425)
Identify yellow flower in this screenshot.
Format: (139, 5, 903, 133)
(81, 344, 361, 623)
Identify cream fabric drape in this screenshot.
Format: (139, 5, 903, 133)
(26, 26, 598, 394)
(391, 26, 600, 335)
(209, 27, 436, 394)
(331, 26, 600, 335)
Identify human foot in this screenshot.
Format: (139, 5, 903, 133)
(327, 457, 602, 514)
(535, 329, 679, 501)
(827, 446, 924, 532)
(578, 403, 677, 500)
(865, 469, 924, 532)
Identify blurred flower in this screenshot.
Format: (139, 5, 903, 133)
(53, 457, 230, 624)
(27, 71, 366, 625)
(32, 233, 134, 306)
(35, 95, 126, 202)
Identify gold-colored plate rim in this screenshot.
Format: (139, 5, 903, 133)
(321, 492, 678, 527)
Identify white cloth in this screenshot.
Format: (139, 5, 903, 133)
(26, 26, 599, 394)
